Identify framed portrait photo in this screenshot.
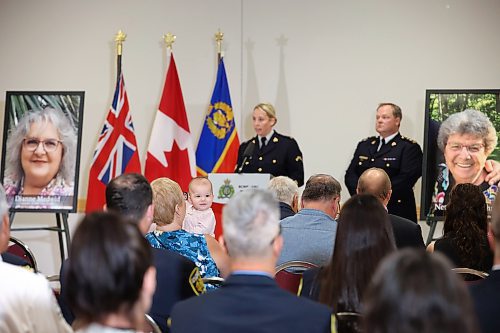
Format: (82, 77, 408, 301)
(420, 89, 500, 220)
(1, 91, 84, 212)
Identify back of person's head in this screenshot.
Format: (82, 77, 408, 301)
(318, 194, 395, 314)
(151, 177, 184, 226)
(0, 185, 10, 253)
(268, 176, 298, 205)
(444, 183, 488, 268)
(66, 212, 154, 325)
(303, 174, 341, 202)
(363, 249, 478, 333)
(223, 189, 280, 259)
(105, 173, 152, 223)
(357, 168, 391, 202)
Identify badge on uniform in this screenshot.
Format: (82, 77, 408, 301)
(189, 267, 206, 295)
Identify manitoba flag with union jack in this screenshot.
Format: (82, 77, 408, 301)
(85, 73, 142, 212)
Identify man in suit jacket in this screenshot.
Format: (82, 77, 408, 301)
(170, 189, 333, 333)
(345, 103, 423, 222)
(470, 197, 500, 333)
(60, 174, 204, 332)
(357, 168, 425, 249)
(268, 176, 298, 220)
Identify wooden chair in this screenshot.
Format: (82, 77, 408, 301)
(6, 236, 38, 272)
(452, 267, 489, 282)
(335, 312, 363, 333)
(275, 260, 317, 294)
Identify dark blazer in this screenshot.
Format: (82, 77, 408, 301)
(59, 248, 203, 333)
(1, 252, 31, 268)
(237, 131, 304, 186)
(279, 202, 295, 220)
(470, 269, 500, 333)
(345, 133, 423, 222)
(389, 214, 425, 249)
(170, 274, 332, 333)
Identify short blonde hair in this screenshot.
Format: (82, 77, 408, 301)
(254, 103, 277, 121)
(151, 178, 184, 226)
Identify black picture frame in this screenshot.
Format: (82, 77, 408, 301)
(1, 91, 85, 212)
(420, 89, 500, 220)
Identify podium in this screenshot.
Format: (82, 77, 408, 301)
(208, 173, 270, 237)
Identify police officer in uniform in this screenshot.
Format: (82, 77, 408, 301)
(345, 103, 423, 222)
(237, 103, 304, 187)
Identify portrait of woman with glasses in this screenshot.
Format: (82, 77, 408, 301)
(3, 107, 77, 209)
(432, 109, 498, 216)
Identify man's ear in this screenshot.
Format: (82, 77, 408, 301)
(0, 214, 11, 253)
(103, 204, 107, 211)
(218, 235, 229, 255)
(272, 234, 283, 258)
(386, 189, 393, 203)
(292, 193, 299, 212)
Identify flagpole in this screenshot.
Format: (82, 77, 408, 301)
(215, 29, 223, 63)
(115, 30, 127, 81)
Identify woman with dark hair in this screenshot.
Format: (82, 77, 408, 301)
(427, 183, 493, 273)
(66, 212, 156, 332)
(363, 249, 479, 333)
(300, 194, 396, 332)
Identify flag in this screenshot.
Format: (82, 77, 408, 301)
(196, 58, 239, 175)
(145, 53, 196, 191)
(86, 73, 142, 212)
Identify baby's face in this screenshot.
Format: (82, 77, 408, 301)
(189, 183, 214, 211)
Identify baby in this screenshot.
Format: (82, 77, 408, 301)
(182, 177, 216, 237)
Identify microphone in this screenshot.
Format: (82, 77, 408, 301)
(237, 141, 256, 173)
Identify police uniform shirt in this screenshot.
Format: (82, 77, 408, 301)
(345, 132, 423, 222)
(237, 131, 304, 187)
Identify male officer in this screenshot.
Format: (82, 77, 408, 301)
(345, 103, 423, 222)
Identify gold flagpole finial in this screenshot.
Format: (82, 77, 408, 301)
(215, 29, 224, 56)
(163, 32, 176, 51)
(115, 30, 127, 56)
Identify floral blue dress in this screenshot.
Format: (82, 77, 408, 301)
(146, 229, 220, 289)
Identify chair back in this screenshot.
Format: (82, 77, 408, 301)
(335, 312, 363, 333)
(140, 313, 162, 333)
(275, 260, 317, 294)
(7, 236, 38, 272)
(452, 267, 489, 282)
(202, 276, 225, 289)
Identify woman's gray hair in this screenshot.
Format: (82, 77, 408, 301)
(437, 109, 497, 155)
(223, 189, 280, 258)
(5, 108, 77, 183)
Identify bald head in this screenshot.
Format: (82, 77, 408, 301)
(356, 168, 392, 205)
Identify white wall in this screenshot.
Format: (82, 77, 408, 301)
(1, 0, 500, 274)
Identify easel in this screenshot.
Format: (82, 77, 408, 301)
(9, 211, 71, 262)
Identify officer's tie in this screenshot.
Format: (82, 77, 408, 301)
(377, 138, 386, 152)
(260, 137, 267, 151)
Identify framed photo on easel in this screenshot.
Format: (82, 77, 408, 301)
(0, 91, 84, 212)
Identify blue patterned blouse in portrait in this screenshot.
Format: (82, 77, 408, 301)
(146, 229, 221, 290)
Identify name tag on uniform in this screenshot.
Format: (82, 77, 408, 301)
(359, 156, 368, 161)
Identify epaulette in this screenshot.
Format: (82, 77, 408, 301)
(400, 135, 418, 144)
(361, 136, 377, 142)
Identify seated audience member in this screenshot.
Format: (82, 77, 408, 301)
(170, 189, 333, 333)
(278, 174, 341, 266)
(146, 178, 229, 287)
(0, 185, 71, 333)
(107, 173, 204, 331)
(470, 195, 500, 333)
(427, 183, 493, 274)
(357, 168, 425, 249)
(268, 175, 299, 220)
(300, 194, 395, 333)
(60, 173, 204, 332)
(182, 177, 216, 237)
(363, 249, 479, 333)
(66, 212, 156, 332)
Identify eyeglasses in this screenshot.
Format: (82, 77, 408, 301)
(446, 142, 484, 154)
(23, 138, 62, 152)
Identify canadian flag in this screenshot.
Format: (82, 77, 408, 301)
(144, 53, 196, 191)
